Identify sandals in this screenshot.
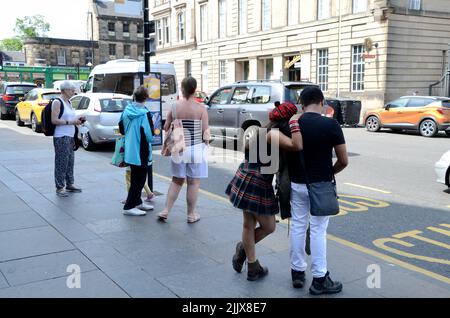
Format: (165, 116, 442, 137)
(157, 210, 169, 222)
(187, 213, 201, 224)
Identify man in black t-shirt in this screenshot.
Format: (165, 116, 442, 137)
(288, 87, 348, 295)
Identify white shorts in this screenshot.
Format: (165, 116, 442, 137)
(170, 143, 208, 179)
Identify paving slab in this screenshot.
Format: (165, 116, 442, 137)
(0, 250, 97, 286)
(0, 226, 74, 262)
(47, 218, 100, 243)
(0, 211, 47, 232)
(0, 272, 9, 289)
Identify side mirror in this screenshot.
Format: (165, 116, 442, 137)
(204, 96, 210, 105)
(385, 104, 391, 110)
(19, 97, 24, 102)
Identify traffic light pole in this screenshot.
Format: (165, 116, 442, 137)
(143, 0, 150, 74)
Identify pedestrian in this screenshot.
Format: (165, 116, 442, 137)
(287, 86, 348, 295)
(51, 81, 84, 197)
(119, 85, 154, 216)
(157, 76, 210, 223)
(227, 102, 302, 281)
(121, 166, 155, 204)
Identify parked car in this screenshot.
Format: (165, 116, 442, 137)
(194, 91, 208, 104)
(0, 82, 37, 120)
(205, 80, 330, 142)
(364, 96, 450, 137)
(70, 93, 133, 150)
(435, 150, 450, 189)
(15, 88, 61, 132)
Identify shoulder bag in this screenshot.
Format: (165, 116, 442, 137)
(161, 104, 186, 156)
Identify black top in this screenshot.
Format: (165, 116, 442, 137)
(288, 112, 345, 184)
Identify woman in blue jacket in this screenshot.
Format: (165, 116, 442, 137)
(119, 86, 154, 216)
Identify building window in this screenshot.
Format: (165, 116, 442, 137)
(123, 22, 130, 36)
(219, 60, 227, 87)
(138, 44, 144, 60)
(239, 0, 247, 35)
(185, 60, 192, 77)
(261, 0, 271, 31)
(201, 61, 208, 92)
(108, 22, 115, 32)
(317, 0, 330, 20)
(200, 4, 208, 42)
(109, 44, 116, 57)
(137, 23, 143, 34)
(124, 45, 131, 58)
(156, 20, 162, 46)
(409, 0, 421, 10)
(57, 49, 66, 65)
(218, 0, 226, 38)
(85, 50, 93, 65)
(265, 58, 273, 79)
(163, 17, 170, 44)
(353, 0, 368, 13)
(317, 49, 329, 91)
(351, 45, 365, 91)
(178, 12, 185, 42)
(287, 0, 298, 26)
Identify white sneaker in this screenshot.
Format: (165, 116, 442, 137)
(123, 208, 147, 216)
(138, 203, 154, 211)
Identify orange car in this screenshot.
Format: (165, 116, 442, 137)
(364, 96, 450, 137)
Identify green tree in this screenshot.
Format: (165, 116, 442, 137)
(14, 15, 50, 40)
(0, 38, 23, 51)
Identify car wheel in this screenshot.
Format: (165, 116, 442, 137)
(81, 132, 95, 151)
(31, 113, 42, 133)
(365, 116, 380, 132)
(419, 119, 438, 137)
(1, 111, 8, 120)
(445, 131, 450, 137)
(15, 110, 24, 126)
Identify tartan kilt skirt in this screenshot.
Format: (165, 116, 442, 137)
(225, 162, 279, 216)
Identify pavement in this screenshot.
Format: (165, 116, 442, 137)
(0, 121, 449, 298)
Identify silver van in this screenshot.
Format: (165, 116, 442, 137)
(205, 80, 319, 141)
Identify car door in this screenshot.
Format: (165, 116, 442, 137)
(380, 97, 409, 126)
(405, 97, 435, 126)
(207, 87, 233, 138)
(16, 91, 31, 121)
(23, 90, 38, 122)
(225, 86, 251, 138)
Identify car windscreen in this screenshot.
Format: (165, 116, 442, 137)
(6, 86, 36, 95)
(161, 74, 176, 96)
(99, 98, 132, 112)
(42, 93, 61, 100)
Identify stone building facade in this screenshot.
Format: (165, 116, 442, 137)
(23, 37, 99, 67)
(149, 0, 450, 115)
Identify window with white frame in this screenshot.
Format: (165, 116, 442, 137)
(351, 45, 365, 91)
(163, 17, 170, 44)
(317, 0, 330, 20)
(218, 0, 226, 38)
(178, 12, 185, 42)
(57, 49, 66, 65)
(409, 0, 421, 10)
(200, 4, 208, 42)
(239, 0, 247, 35)
(261, 0, 271, 31)
(353, 0, 368, 13)
(317, 49, 329, 91)
(201, 61, 208, 92)
(287, 0, 298, 26)
(109, 44, 116, 56)
(219, 60, 227, 87)
(156, 20, 162, 46)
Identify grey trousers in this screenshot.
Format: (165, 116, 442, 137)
(53, 136, 75, 189)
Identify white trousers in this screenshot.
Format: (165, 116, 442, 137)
(290, 182, 330, 278)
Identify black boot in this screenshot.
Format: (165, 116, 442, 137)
(291, 269, 306, 288)
(232, 242, 246, 273)
(247, 259, 268, 281)
(309, 272, 343, 295)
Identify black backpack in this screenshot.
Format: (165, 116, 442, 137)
(42, 98, 64, 136)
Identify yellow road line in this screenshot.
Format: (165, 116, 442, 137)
(344, 183, 392, 194)
(328, 234, 450, 285)
(154, 172, 449, 285)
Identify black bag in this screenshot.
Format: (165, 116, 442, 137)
(300, 153, 340, 216)
(276, 149, 291, 220)
(42, 98, 64, 136)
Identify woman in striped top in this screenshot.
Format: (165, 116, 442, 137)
(158, 77, 210, 223)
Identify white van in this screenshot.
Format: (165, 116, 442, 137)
(53, 80, 86, 94)
(84, 59, 178, 121)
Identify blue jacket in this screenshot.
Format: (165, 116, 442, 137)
(120, 102, 153, 166)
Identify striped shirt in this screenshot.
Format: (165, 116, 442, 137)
(182, 119, 203, 146)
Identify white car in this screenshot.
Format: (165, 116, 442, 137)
(435, 150, 450, 188)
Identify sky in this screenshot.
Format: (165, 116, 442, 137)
(0, 0, 92, 40)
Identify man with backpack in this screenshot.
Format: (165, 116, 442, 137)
(44, 81, 84, 197)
